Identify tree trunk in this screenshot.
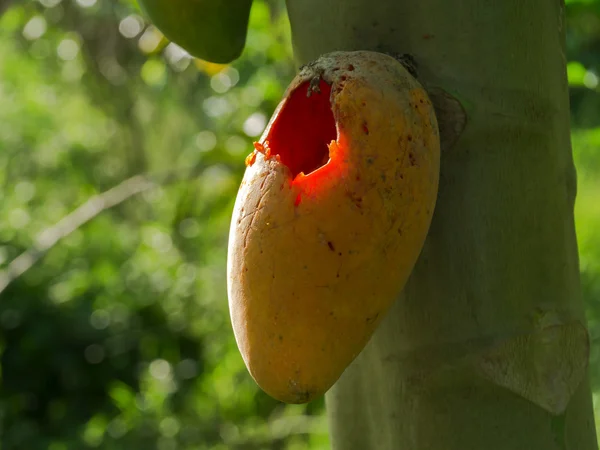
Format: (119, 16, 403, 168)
(285, 0, 598, 449)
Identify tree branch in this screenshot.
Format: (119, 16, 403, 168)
(0, 175, 153, 294)
(0, 162, 226, 295)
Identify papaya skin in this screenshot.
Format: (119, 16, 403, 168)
(136, 0, 252, 63)
(227, 51, 440, 404)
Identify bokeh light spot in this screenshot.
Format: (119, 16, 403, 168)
(118, 15, 144, 39)
(243, 112, 267, 137)
(202, 96, 232, 118)
(107, 418, 127, 439)
(90, 309, 111, 330)
(176, 359, 198, 379)
(75, 0, 96, 8)
(9, 208, 30, 228)
(225, 135, 247, 155)
(210, 68, 239, 93)
(84, 344, 105, 364)
(57, 38, 79, 61)
(141, 59, 167, 87)
(23, 16, 47, 41)
(584, 71, 599, 90)
(159, 417, 180, 437)
(195, 130, 217, 152)
(138, 26, 162, 54)
(178, 218, 201, 239)
(149, 359, 172, 380)
(164, 43, 191, 72)
(38, 0, 62, 6)
(14, 180, 36, 202)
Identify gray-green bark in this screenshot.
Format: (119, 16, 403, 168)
(285, 0, 598, 448)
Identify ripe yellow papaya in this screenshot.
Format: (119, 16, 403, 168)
(227, 51, 440, 403)
(136, 0, 252, 63)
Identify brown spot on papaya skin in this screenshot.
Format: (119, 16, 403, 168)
(346, 190, 363, 209)
(290, 389, 313, 404)
(409, 152, 416, 166)
(327, 241, 335, 252)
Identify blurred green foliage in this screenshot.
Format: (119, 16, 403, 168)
(0, 0, 599, 449)
(0, 0, 328, 448)
(568, 3, 600, 432)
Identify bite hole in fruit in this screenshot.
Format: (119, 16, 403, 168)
(263, 79, 337, 179)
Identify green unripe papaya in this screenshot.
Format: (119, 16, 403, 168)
(137, 0, 253, 63)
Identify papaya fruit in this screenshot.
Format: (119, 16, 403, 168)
(136, 0, 253, 63)
(227, 51, 440, 403)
